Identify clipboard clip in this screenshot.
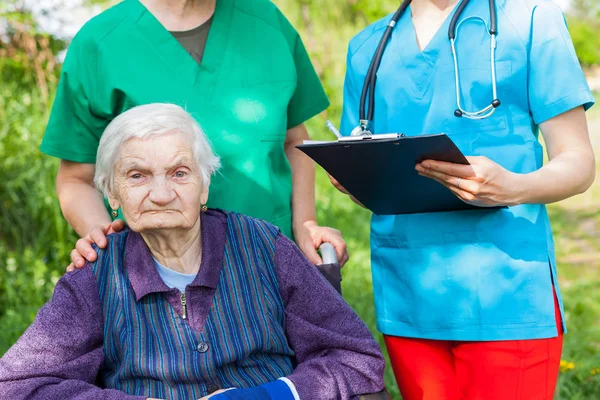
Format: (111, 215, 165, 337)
(338, 133, 402, 142)
(326, 120, 404, 142)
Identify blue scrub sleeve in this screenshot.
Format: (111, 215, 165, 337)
(528, 2, 595, 124)
(340, 45, 361, 137)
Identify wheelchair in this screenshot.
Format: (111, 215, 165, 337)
(318, 244, 392, 400)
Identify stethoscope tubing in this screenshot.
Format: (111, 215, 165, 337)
(451, 17, 499, 119)
(359, 1, 409, 130)
(357, 0, 499, 133)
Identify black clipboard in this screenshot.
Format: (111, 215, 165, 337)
(298, 133, 482, 215)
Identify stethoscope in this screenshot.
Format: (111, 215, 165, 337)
(353, 0, 500, 136)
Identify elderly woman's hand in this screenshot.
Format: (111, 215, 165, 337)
(294, 220, 350, 267)
(415, 156, 523, 207)
(66, 220, 126, 272)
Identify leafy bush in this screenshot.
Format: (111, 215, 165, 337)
(568, 17, 600, 66)
(0, 3, 77, 351)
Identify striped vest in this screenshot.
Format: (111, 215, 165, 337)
(92, 212, 295, 399)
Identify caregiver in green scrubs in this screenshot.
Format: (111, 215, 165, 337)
(41, 0, 348, 268)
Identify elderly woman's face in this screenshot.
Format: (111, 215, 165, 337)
(108, 132, 208, 232)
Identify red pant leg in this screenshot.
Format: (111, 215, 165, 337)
(384, 335, 460, 400)
(452, 290, 564, 400)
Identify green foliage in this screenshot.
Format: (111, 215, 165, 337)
(567, 0, 600, 66)
(0, 1, 77, 353)
(568, 17, 600, 67)
(0, 2, 599, 400)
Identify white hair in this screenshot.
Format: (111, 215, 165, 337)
(94, 103, 221, 196)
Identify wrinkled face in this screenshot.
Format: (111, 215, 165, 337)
(108, 132, 208, 233)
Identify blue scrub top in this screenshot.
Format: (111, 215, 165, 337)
(341, 0, 594, 341)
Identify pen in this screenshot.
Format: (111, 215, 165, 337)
(325, 120, 343, 139)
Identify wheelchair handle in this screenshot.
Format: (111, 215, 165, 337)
(319, 242, 338, 265)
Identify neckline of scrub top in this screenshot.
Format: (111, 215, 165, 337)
(131, 0, 233, 85)
(404, 3, 461, 66)
(392, 2, 462, 96)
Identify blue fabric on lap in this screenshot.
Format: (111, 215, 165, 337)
(211, 380, 295, 400)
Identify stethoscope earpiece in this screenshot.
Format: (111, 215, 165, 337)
(492, 99, 501, 108)
(454, 109, 463, 118)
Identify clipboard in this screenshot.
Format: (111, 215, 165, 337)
(297, 133, 483, 215)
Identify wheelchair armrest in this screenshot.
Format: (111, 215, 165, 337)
(315, 262, 342, 294)
(317, 243, 342, 294)
(359, 390, 391, 400)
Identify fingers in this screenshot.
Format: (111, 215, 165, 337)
(328, 173, 349, 195)
(66, 263, 76, 273)
(71, 224, 108, 269)
(445, 183, 478, 203)
(70, 247, 88, 269)
(67, 245, 85, 271)
(417, 168, 457, 187)
(295, 223, 349, 266)
(89, 226, 109, 248)
(75, 236, 98, 263)
(303, 243, 323, 265)
(417, 168, 480, 195)
(417, 159, 476, 179)
(328, 236, 349, 267)
(349, 195, 367, 209)
(317, 229, 349, 267)
(108, 219, 126, 234)
(340, 248, 350, 267)
(418, 171, 477, 203)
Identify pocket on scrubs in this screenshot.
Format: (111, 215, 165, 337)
(370, 235, 414, 324)
(444, 240, 552, 326)
(441, 60, 512, 135)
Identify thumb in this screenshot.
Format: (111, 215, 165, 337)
(302, 243, 323, 265)
(107, 219, 126, 234)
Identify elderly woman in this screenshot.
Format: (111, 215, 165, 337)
(0, 104, 384, 400)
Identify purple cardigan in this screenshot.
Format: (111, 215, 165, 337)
(0, 211, 385, 399)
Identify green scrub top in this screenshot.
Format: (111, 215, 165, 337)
(40, 0, 330, 238)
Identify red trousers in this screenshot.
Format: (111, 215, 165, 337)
(384, 292, 563, 400)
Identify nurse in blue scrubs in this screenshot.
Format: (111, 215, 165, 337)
(337, 0, 596, 398)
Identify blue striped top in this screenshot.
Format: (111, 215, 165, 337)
(93, 211, 295, 399)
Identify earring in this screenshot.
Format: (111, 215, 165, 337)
(201, 205, 208, 212)
(111, 210, 119, 218)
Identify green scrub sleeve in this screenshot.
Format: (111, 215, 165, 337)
(284, 27, 330, 129)
(40, 33, 108, 163)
